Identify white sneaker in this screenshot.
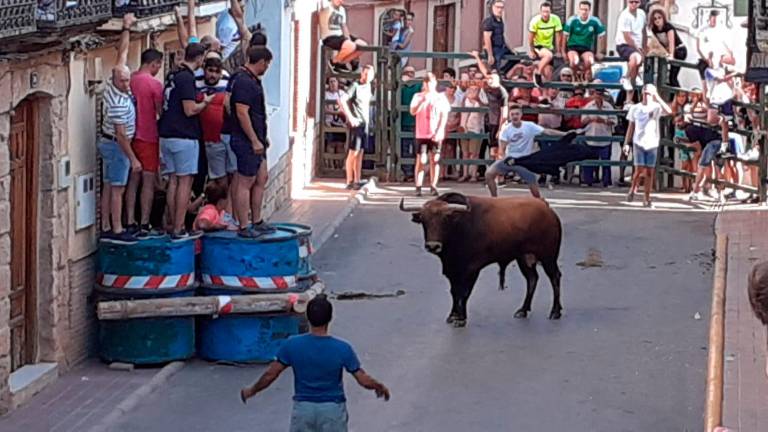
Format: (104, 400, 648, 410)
(689, 191, 706, 201)
(621, 77, 633, 91)
(735, 190, 750, 201)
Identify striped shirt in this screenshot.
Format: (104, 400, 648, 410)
(195, 68, 230, 92)
(102, 82, 136, 140)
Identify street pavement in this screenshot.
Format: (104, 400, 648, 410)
(108, 183, 717, 432)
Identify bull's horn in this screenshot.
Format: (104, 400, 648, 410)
(399, 198, 422, 212)
(445, 203, 470, 212)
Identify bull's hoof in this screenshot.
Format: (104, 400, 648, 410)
(548, 310, 562, 320)
(446, 313, 458, 324)
(513, 309, 528, 319)
(452, 319, 467, 328)
(498, 285, 506, 291)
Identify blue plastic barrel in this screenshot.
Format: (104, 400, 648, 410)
(97, 237, 195, 290)
(199, 229, 303, 291)
(96, 286, 196, 364)
(270, 223, 314, 276)
(196, 286, 307, 363)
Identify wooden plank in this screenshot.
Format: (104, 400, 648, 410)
(98, 283, 325, 320)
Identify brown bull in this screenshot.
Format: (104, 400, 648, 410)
(400, 192, 563, 327)
(748, 261, 768, 376)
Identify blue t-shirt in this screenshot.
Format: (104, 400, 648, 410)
(229, 69, 268, 146)
(276, 334, 361, 403)
(158, 65, 201, 140)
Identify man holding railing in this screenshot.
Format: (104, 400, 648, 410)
(675, 113, 730, 202)
(318, 0, 368, 72)
(528, 1, 565, 88)
(483, 0, 515, 77)
(563, 1, 606, 82)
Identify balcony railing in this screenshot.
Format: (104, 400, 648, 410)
(37, 0, 111, 28)
(0, 0, 37, 39)
(113, 0, 179, 19)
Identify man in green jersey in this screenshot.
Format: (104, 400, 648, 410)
(528, 1, 564, 87)
(563, 0, 606, 81)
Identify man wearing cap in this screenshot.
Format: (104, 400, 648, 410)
(625, 84, 672, 207)
(240, 295, 390, 431)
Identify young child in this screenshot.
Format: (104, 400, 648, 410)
(193, 183, 237, 232)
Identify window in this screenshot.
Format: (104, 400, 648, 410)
(734, 0, 748, 17)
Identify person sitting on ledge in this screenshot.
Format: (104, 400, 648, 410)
(193, 183, 238, 232)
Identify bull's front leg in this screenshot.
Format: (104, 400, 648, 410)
(446, 277, 462, 325)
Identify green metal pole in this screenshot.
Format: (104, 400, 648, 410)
(319, 47, 328, 178)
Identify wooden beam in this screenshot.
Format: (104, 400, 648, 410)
(98, 283, 324, 320)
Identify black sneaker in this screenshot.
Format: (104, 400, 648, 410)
(345, 183, 354, 190)
(352, 182, 363, 190)
(102, 230, 138, 245)
(170, 230, 202, 242)
(415, 187, 422, 197)
(534, 73, 543, 88)
(124, 223, 140, 235)
(136, 224, 166, 239)
(429, 187, 439, 196)
(252, 221, 277, 234)
(329, 61, 349, 73)
(238, 225, 264, 239)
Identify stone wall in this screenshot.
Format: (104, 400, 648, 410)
(264, 142, 294, 221)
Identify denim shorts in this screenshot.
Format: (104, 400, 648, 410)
(633, 144, 658, 168)
(488, 157, 539, 184)
(160, 137, 199, 176)
(230, 136, 265, 177)
(699, 140, 722, 167)
(289, 401, 348, 432)
(98, 138, 130, 186)
(205, 135, 238, 179)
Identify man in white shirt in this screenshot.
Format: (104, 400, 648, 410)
(624, 84, 672, 207)
(696, 10, 735, 67)
(318, 0, 368, 71)
(486, 103, 568, 199)
(614, 0, 646, 93)
(580, 89, 617, 187)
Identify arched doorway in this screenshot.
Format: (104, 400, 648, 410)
(9, 98, 39, 372)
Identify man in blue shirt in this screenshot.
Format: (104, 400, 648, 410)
(240, 295, 390, 431)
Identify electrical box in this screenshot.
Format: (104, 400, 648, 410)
(76, 173, 96, 230)
(58, 156, 71, 190)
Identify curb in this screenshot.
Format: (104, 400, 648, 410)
(704, 231, 729, 432)
(85, 361, 186, 432)
(311, 176, 377, 253)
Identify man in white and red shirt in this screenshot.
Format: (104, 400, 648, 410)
(127, 48, 164, 239)
(197, 57, 234, 189)
(409, 72, 450, 196)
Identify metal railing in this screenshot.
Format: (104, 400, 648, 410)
(112, 0, 179, 18)
(0, 0, 36, 39)
(37, 0, 112, 28)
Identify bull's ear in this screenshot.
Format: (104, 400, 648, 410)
(411, 212, 422, 224)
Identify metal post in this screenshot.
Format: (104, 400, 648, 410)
(759, 84, 768, 203)
(319, 47, 328, 177)
(393, 54, 403, 182)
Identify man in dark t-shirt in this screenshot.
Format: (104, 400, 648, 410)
(675, 114, 730, 201)
(158, 43, 211, 241)
(229, 46, 273, 238)
(483, 0, 515, 76)
(339, 65, 374, 190)
(241, 295, 389, 431)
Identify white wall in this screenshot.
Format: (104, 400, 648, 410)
(247, 0, 293, 169)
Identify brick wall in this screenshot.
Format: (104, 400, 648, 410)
(63, 256, 96, 367)
(263, 144, 294, 221)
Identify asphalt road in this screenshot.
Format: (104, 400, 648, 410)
(111, 186, 715, 432)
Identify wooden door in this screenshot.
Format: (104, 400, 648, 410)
(432, 4, 456, 74)
(9, 99, 38, 372)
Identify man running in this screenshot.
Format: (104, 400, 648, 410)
(486, 103, 569, 199)
(240, 295, 390, 431)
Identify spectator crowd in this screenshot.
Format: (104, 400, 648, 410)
(317, 0, 761, 204)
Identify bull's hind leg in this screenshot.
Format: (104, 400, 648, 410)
(514, 257, 539, 319)
(498, 262, 509, 291)
(542, 259, 563, 320)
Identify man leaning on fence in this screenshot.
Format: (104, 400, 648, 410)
(99, 14, 141, 245)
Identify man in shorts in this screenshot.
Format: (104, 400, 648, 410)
(483, 0, 515, 77)
(158, 43, 213, 240)
(229, 47, 274, 238)
(625, 84, 672, 207)
(198, 57, 236, 190)
(240, 295, 390, 432)
(486, 103, 569, 199)
(127, 47, 165, 238)
(563, 1, 606, 82)
(410, 72, 451, 196)
(338, 65, 375, 190)
(318, 0, 368, 72)
(528, 1, 564, 87)
(615, 0, 647, 93)
(676, 113, 731, 202)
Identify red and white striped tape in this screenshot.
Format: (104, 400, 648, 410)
(97, 272, 195, 289)
(201, 274, 297, 289)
